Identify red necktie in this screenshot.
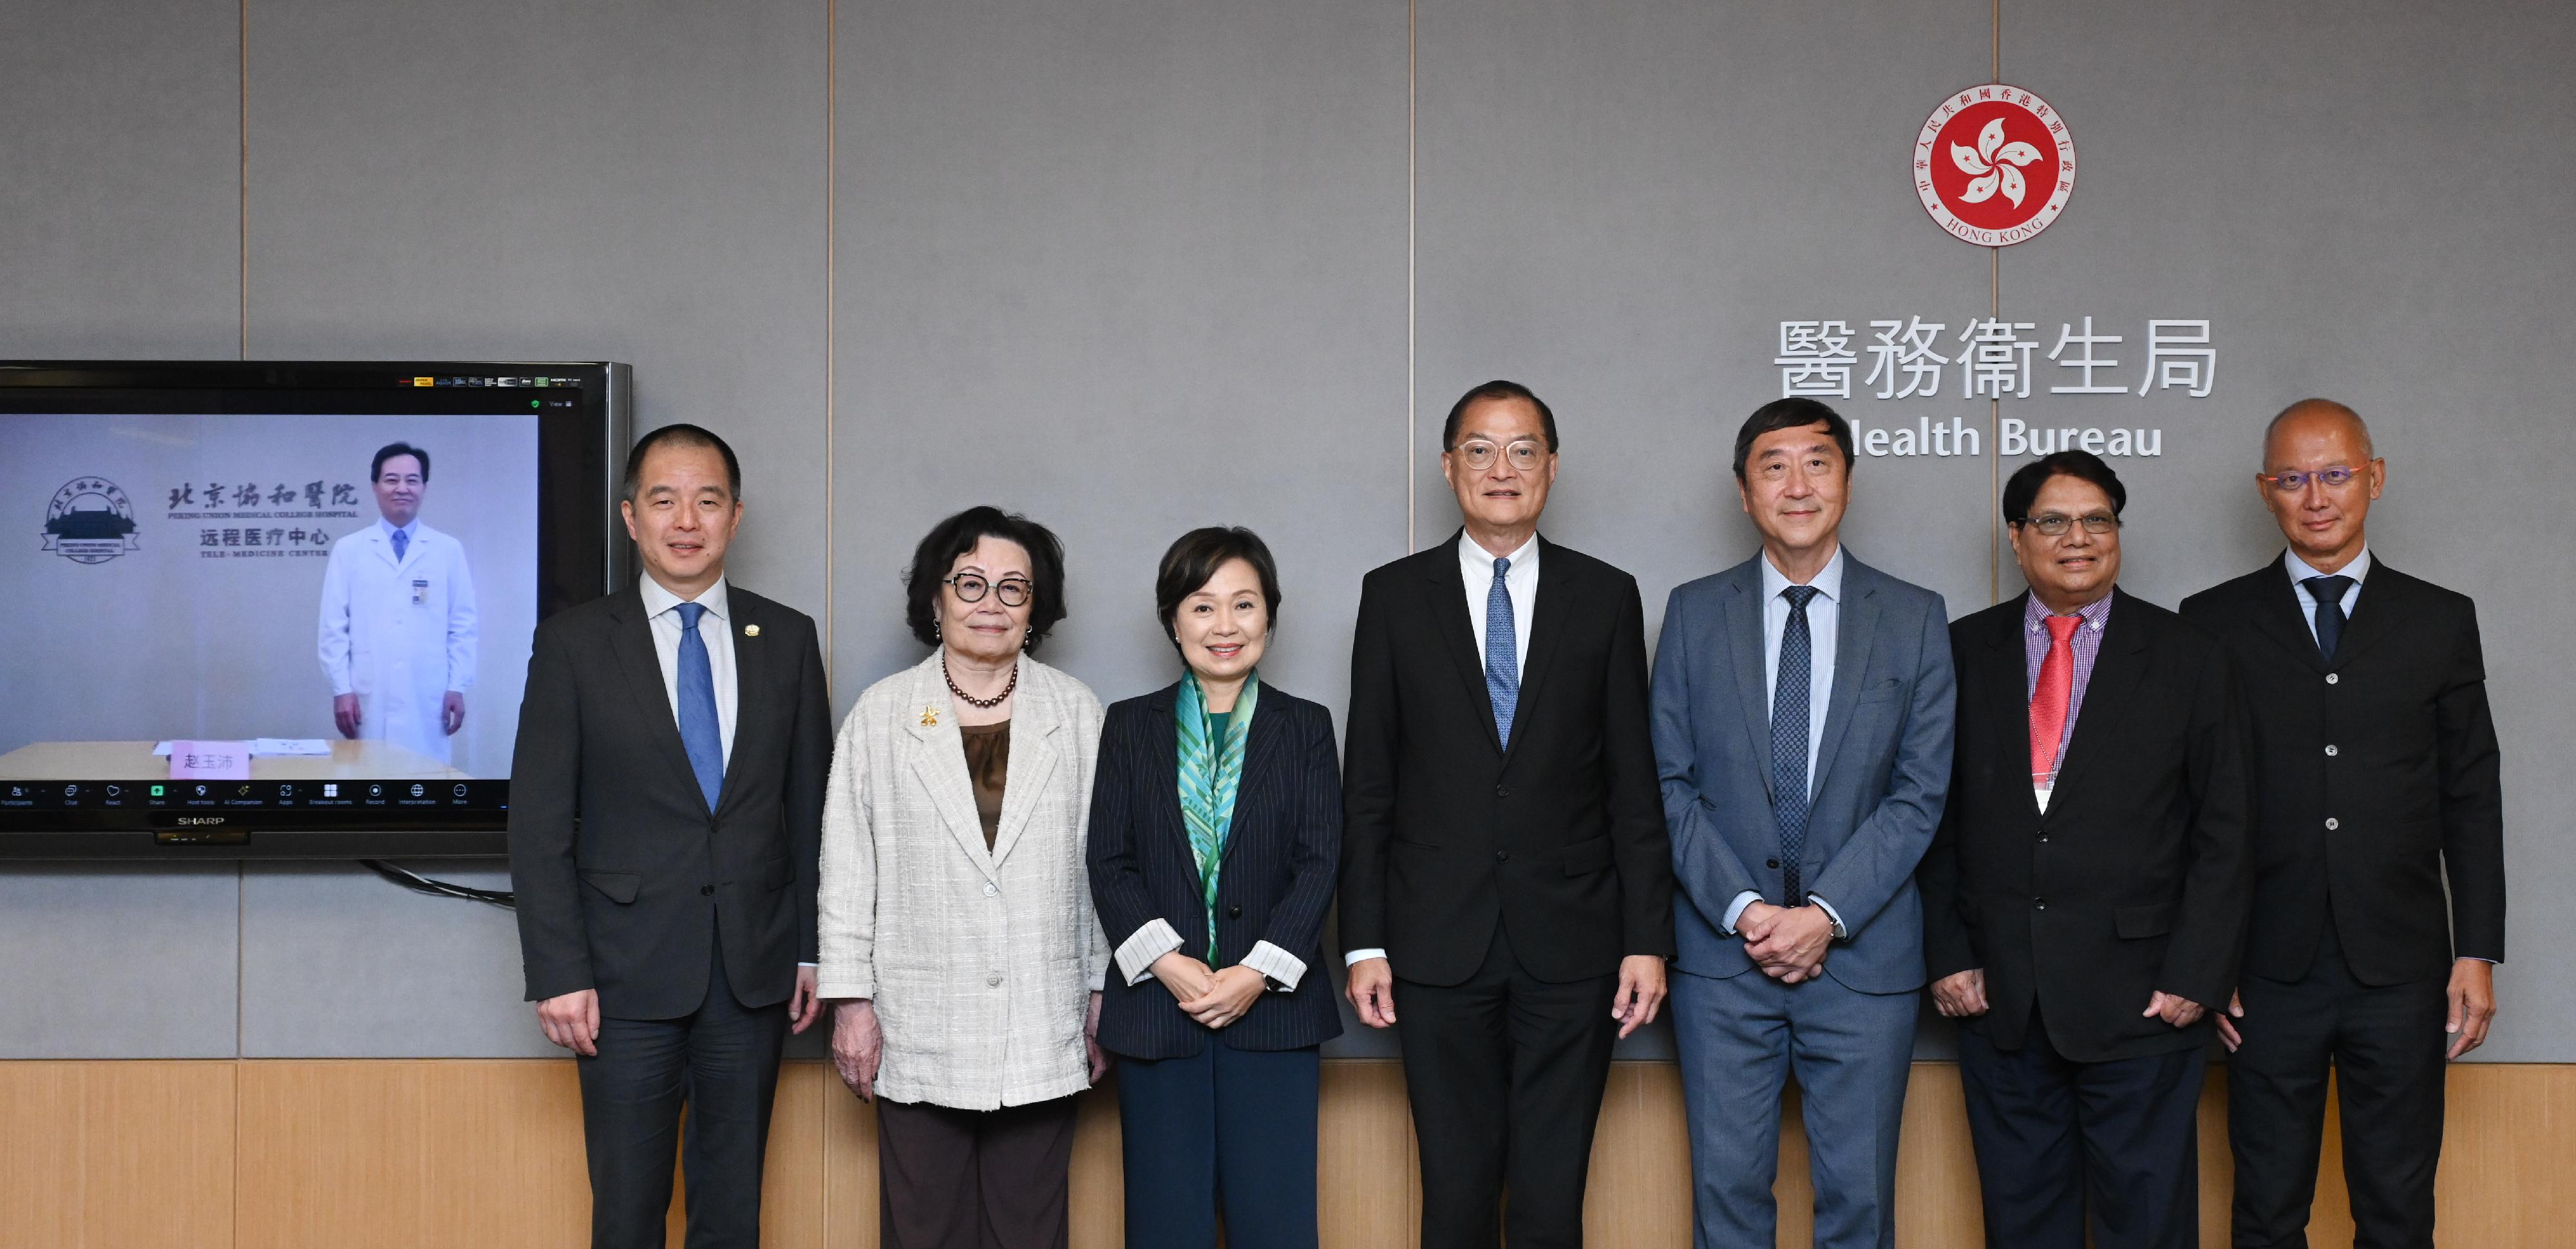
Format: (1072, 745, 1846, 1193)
(2029, 614, 2081, 784)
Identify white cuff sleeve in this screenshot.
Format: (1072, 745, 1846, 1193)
(1807, 895, 1849, 940)
(1240, 941, 1309, 992)
(1720, 890, 1763, 935)
(1115, 918, 1186, 986)
(1343, 947, 1388, 968)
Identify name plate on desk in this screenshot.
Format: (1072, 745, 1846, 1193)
(166, 742, 252, 781)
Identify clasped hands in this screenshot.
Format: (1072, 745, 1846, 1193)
(1151, 952, 1267, 1029)
(1927, 968, 2208, 1029)
(1739, 900, 1834, 982)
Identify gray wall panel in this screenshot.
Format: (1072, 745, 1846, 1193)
(0, 0, 240, 356)
(829, 0, 1408, 709)
(2010, 0, 2576, 1058)
(233, 0, 829, 1056)
(240, 0, 831, 615)
(238, 861, 547, 1057)
(1416, 0, 2003, 628)
(0, 865, 240, 1058)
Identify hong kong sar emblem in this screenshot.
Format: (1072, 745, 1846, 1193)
(41, 476, 140, 564)
(1915, 83, 2074, 247)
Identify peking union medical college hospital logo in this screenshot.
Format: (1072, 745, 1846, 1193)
(1915, 84, 2074, 247)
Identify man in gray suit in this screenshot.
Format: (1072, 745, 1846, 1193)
(1650, 397, 1955, 1249)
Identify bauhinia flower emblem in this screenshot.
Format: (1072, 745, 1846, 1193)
(1951, 117, 2045, 207)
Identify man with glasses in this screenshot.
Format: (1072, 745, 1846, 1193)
(1341, 379, 1674, 1248)
(1918, 449, 2251, 1249)
(2182, 400, 2504, 1249)
(1651, 397, 1955, 1249)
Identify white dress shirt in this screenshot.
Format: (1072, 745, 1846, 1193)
(2284, 546, 2370, 641)
(1721, 547, 1849, 938)
(638, 574, 739, 768)
(1346, 531, 1544, 970)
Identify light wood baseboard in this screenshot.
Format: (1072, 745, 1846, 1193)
(3, 1058, 2567, 1248)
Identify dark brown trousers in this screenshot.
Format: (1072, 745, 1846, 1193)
(875, 1094, 1079, 1249)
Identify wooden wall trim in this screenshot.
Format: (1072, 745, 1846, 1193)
(2, 1059, 2568, 1248)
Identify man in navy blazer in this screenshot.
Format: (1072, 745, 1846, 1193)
(1651, 398, 1955, 1249)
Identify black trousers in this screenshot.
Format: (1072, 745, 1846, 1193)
(1396, 921, 1618, 1249)
(1956, 1005, 2207, 1249)
(875, 1094, 1079, 1249)
(2228, 923, 2448, 1249)
(575, 930, 790, 1249)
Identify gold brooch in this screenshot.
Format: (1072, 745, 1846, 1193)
(920, 704, 940, 727)
(743, 624, 761, 637)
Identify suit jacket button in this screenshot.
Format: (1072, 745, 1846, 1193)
(1228, 904, 1243, 917)
(2325, 817, 2339, 831)
(1495, 784, 1510, 798)
(1766, 858, 1781, 869)
(700, 884, 714, 896)
(2034, 898, 2047, 910)
(984, 881, 998, 897)
(987, 974, 1002, 987)
(2324, 744, 2338, 757)
(1495, 850, 1510, 863)
(2325, 673, 2340, 685)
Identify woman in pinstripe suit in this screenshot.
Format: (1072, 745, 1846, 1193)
(1087, 526, 1345, 1249)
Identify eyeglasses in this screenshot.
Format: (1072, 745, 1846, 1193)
(2257, 465, 2365, 493)
(945, 574, 1032, 607)
(1451, 438, 1549, 473)
(2015, 512, 2121, 536)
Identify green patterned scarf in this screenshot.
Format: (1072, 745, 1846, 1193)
(1175, 667, 1258, 963)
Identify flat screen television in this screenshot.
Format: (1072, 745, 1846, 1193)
(0, 361, 630, 858)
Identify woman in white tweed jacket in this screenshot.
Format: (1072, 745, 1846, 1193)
(818, 506, 1108, 1248)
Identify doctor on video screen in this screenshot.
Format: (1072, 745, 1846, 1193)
(317, 441, 478, 765)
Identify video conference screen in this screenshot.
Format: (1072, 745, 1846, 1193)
(0, 364, 624, 838)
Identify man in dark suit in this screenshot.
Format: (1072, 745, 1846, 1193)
(1920, 449, 2252, 1249)
(2183, 399, 2504, 1249)
(509, 424, 831, 1249)
(1340, 379, 1676, 1248)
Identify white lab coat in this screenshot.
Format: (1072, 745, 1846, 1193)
(317, 520, 478, 765)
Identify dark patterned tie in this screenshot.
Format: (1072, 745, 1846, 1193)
(1771, 586, 1819, 903)
(1486, 556, 1519, 748)
(2304, 574, 2354, 664)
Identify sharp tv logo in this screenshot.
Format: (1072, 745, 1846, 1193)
(1915, 84, 2075, 247)
(41, 476, 140, 564)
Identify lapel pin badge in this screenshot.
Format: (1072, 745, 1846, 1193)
(922, 704, 940, 727)
(743, 624, 760, 637)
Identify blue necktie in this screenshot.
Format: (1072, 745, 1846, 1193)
(390, 527, 409, 564)
(674, 602, 724, 811)
(2303, 575, 2353, 664)
(1485, 556, 1519, 749)
(1771, 586, 1819, 903)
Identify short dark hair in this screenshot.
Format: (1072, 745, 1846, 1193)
(1732, 398, 1853, 482)
(1441, 380, 1560, 453)
(1154, 527, 1283, 649)
(2002, 450, 2128, 525)
(622, 424, 743, 502)
(903, 505, 1069, 652)
(370, 442, 430, 482)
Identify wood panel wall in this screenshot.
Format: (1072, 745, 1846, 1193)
(3, 1059, 2569, 1248)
